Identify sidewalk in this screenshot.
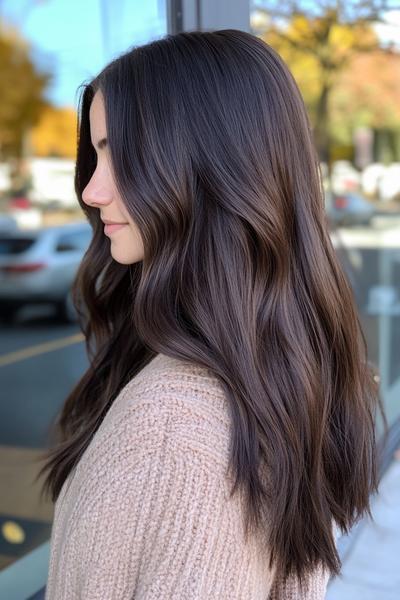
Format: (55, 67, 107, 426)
(326, 459, 400, 600)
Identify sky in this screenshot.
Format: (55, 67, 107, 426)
(1, 0, 167, 108)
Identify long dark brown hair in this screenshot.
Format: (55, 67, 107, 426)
(36, 29, 380, 588)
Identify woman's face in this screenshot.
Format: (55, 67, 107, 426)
(82, 89, 144, 264)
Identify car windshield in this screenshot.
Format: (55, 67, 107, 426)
(0, 237, 36, 255)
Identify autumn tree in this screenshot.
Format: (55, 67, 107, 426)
(331, 46, 400, 157)
(30, 105, 77, 158)
(0, 22, 52, 185)
(252, 0, 396, 167)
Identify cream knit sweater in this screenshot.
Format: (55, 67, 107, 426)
(45, 352, 330, 599)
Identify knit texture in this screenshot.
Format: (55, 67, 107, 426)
(45, 352, 330, 599)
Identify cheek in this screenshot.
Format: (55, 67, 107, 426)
(111, 194, 143, 247)
(127, 221, 144, 247)
(112, 219, 141, 246)
(128, 221, 144, 253)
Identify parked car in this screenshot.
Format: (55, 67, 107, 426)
(325, 191, 376, 227)
(0, 221, 92, 323)
(0, 214, 19, 232)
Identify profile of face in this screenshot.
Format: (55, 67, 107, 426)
(82, 90, 145, 264)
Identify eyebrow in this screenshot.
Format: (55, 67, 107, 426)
(93, 137, 107, 150)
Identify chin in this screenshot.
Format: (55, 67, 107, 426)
(110, 248, 143, 265)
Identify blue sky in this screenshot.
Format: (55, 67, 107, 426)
(1, 0, 167, 108)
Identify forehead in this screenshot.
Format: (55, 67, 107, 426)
(89, 90, 106, 129)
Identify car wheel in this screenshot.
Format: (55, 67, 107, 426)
(56, 290, 78, 323)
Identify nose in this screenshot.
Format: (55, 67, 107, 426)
(81, 174, 113, 207)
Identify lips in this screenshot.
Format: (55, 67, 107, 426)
(101, 218, 128, 225)
(103, 223, 128, 235)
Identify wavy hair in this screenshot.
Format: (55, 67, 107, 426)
(36, 29, 380, 588)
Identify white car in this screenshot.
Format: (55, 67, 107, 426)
(0, 220, 92, 323)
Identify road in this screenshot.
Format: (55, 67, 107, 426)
(0, 307, 88, 570)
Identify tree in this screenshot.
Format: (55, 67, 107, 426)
(332, 46, 400, 133)
(0, 23, 52, 184)
(252, 1, 397, 167)
(30, 105, 77, 158)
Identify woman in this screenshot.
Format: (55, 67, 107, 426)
(37, 29, 379, 599)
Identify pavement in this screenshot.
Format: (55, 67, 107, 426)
(326, 458, 400, 599)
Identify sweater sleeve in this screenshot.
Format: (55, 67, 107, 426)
(268, 563, 331, 599)
(65, 403, 239, 599)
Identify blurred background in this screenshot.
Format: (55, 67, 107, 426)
(0, 1, 399, 598)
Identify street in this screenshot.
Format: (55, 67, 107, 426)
(0, 308, 88, 570)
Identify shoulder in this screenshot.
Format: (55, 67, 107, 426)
(121, 352, 228, 410)
(122, 353, 233, 468)
(81, 353, 233, 479)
